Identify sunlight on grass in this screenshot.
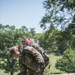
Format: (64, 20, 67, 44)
(45, 53, 63, 75)
(0, 69, 19, 75)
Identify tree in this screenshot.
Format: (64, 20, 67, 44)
(40, 0, 75, 31)
(30, 28, 36, 38)
(58, 23, 75, 53)
(39, 0, 75, 54)
(0, 50, 19, 75)
(0, 24, 20, 75)
(39, 25, 59, 52)
(0, 24, 31, 75)
(64, 23, 75, 49)
(20, 26, 28, 33)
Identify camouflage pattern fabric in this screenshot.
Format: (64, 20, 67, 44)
(30, 39, 49, 67)
(19, 55, 27, 75)
(19, 46, 45, 75)
(31, 45, 49, 68)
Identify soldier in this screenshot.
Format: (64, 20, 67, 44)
(9, 46, 21, 58)
(22, 38, 49, 68)
(9, 39, 45, 75)
(20, 38, 45, 75)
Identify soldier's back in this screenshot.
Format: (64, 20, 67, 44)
(22, 46, 44, 72)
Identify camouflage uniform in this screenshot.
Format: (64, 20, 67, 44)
(19, 46, 45, 75)
(31, 42, 49, 68)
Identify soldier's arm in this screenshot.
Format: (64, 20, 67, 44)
(19, 56, 27, 75)
(24, 46, 44, 64)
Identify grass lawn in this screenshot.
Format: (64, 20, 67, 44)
(0, 69, 19, 75)
(45, 53, 64, 75)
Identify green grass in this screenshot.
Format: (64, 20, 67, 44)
(0, 69, 19, 75)
(45, 53, 63, 75)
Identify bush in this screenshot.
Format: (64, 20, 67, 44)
(55, 49, 75, 73)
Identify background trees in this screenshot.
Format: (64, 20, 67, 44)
(39, 0, 75, 73)
(0, 24, 34, 75)
(40, 0, 75, 30)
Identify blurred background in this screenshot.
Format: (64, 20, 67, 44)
(0, 0, 75, 75)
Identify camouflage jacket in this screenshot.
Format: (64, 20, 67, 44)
(19, 46, 44, 74)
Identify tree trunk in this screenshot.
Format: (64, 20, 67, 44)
(10, 70, 14, 75)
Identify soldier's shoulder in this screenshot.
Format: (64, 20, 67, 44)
(24, 46, 33, 50)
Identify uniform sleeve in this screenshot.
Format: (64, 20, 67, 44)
(19, 55, 27, 74)
(24, 46, 44, 64)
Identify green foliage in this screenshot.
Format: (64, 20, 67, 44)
(45, 53, 63, 75)
(0, 24, 35, 75)
(0, 24, 34, 49)
(40, 0, 75, 31)
(0, 50, 19, 75)
(55, 49, 75, 73)
(41, 26, 59, 51)
(39, 16, 75, 54)
(39, 25, 64, 54)
(39, 0, 75, 54)
(30, 28, 36, 38)
(43, 0, 75, 10)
